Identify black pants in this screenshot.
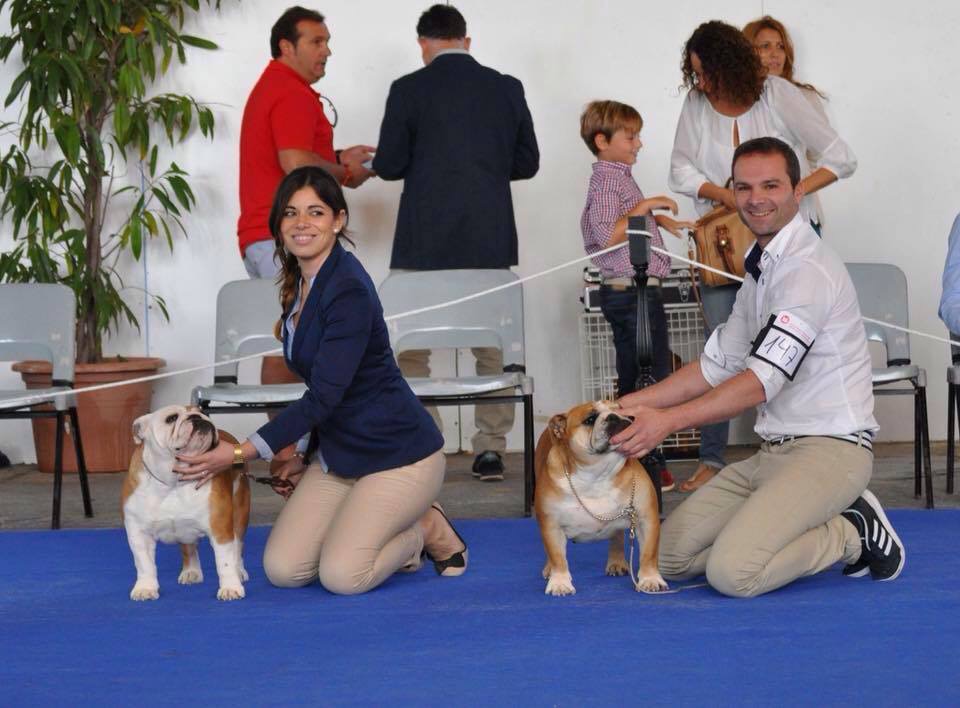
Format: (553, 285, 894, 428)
(599, 283, 671, 499)
(599, 284, 671, 398)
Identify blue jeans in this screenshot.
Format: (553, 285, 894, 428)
(697, 282, 739, 469)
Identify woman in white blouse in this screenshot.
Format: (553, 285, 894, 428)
(668, 20, 857, 492)
(743, 15, 831, 229)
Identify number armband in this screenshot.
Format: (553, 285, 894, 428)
(749, 312, 815, 381)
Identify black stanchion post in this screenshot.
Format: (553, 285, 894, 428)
(627, 216, 664, 513)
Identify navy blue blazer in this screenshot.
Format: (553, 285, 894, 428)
(257, 242, 443, 477)
(373, 53, 539, 270)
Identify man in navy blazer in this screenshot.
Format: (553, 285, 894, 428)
(373, 4, 539, 482)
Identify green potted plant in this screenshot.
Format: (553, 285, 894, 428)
(0, 0, 224, 472)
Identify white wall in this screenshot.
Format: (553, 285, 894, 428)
(1, 0, 957, 461)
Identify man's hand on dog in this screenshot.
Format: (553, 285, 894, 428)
(610, 403, 673, 458)
(175, 439, 236, 488)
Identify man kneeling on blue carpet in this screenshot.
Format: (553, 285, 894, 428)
(612, 137, 904, 598)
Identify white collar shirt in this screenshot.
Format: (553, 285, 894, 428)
(699, 212, 877, 439)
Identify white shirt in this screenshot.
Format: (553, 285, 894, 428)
(668, 76, 857, 224)
(699, 212, 877, 439)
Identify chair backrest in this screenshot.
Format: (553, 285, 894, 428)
(845, 262, 911, 364)
(378, 270, 526, 368)
(0, 283, 76, 382)
(212, 279, 283, 380)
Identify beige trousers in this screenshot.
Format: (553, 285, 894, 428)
(397, 347, 514, 453)
(659, 437, 870, 598)
(262, 450, 445, 595)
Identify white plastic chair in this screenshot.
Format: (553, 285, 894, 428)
(378, 270, 536, 515)
(0, 283, 92, 528)
(191, 279, 306, 415)
(846, 262, 933, 508)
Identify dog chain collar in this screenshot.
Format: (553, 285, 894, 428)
(562, 467, 648, 589)
(561, 468, 708, 594)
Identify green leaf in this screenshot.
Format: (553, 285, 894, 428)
(128, 217, 142, 259)
(179, 35, 218, 50)
(167, 174, 194, 209)
(4, 68, 31, 107)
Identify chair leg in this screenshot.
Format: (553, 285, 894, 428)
(51, 411, 65, 530)
(523, 394, 535, 517)
(69, 407, 93, 518)
(913, 391, 922, 498)
(919, 386, 934, 509)
(950, 383, 959, 495)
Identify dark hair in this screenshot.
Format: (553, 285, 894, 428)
(270, 6, 325, 58)
(681, 20, 764, 106)
(269, 166, 351, 328)
(416, 4, 467, 39)
(732, 137, 801, 188)
(579, 100, 642, 156)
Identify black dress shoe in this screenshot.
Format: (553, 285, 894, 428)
(425, 503, 468, 577)
(472, 451, 504, 482)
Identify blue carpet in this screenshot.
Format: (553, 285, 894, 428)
(1, 510, 958, 706)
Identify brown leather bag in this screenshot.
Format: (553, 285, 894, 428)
(691, 205, 756, 287)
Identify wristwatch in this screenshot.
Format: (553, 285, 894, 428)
(232, 444, 245, 467)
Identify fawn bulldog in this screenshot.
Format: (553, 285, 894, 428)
(534, 400, 668, 596)
(121, 405, 250, 601)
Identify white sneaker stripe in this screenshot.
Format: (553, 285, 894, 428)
(872, 524, 880, 543)
(883, 535, 892, 555)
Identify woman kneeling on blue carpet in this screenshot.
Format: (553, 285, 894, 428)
(176, 166, 467, 594)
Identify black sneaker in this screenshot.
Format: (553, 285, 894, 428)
(472, 451, 504, 482)
(0, 450, 9, 468)
(840, 490, 905, 581)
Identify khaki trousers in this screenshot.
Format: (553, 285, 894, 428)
(397, 347, 514, 453)
(262, 450, 445, 595)
(659, 437, 870, 598)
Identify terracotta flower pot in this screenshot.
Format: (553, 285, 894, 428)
(12, 357, 166, 474)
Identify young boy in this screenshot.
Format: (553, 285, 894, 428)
(579, 100, 691, 492)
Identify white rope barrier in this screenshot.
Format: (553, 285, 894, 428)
(3, 232, 956, 409)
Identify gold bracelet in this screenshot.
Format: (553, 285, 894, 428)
(232, 444, 245, 467)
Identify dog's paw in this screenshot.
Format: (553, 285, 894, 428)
(130, 582, 160, 601)
(178, 568, 203, 585)
(635, 573, 670, 594)
(238, 566, 249, 583)
(545, 572, 576, 596)
(217, 584, 246, 601)
(541, 562, 551, 580)
(605, 558, 629, 576)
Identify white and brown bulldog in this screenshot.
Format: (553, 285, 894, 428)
(121, 405, 250, 601)
(534, 401, 668, 596)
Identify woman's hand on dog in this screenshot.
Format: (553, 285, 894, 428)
(610, 403, 672, 459)
(176, 439, 235, 488)
(270, 456, 307, 499)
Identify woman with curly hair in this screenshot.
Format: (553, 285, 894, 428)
(668, 20, 857, 492)
(742, 15, 831, 227)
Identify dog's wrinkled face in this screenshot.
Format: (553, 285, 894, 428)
(133, 405, 218, 456)
(549, 400, 634, 459)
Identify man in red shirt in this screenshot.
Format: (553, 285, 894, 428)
(238, 6, 375, 278)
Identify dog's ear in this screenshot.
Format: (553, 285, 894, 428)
(548, 413, 567, 440)
(132, 414, 151, 444)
